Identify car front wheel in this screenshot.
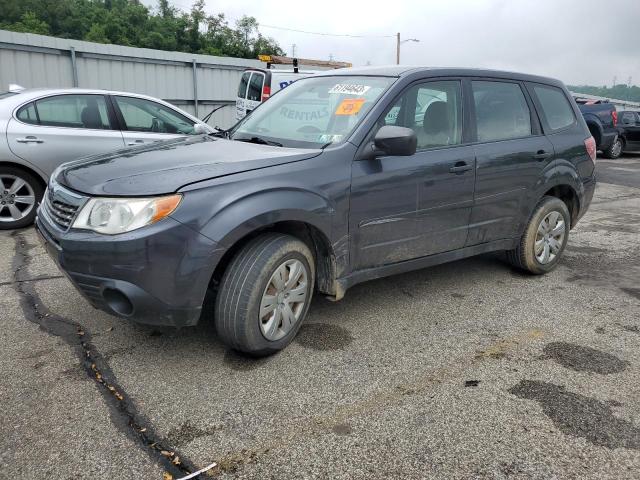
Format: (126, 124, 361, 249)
(507, 196, 570, 274)
(214, 233, 315, 356)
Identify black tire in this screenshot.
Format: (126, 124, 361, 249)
(0, 166, 44, 230)
(214, 233, 315, 356)
(603, 136, 623, 159)
(506, 196, 570, 275)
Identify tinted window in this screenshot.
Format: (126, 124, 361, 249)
(17, 102, 38, 124)
(35, 95, 110, 129)
(237, 72, 250, 98)
(115, 96, 195, 134)
(381, 81, 462, 149)
(472, 81, 531, 142)
(247, 73, 264, 101)
(532, 84, 575, 131)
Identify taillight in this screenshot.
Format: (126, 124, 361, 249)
(262, 84, 271, 102)
(612, 110, 618, 126)
(584, 136, 596, 163)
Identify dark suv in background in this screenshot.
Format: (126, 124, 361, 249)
(37, 67, 596, 355)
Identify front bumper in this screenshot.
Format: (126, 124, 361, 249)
(36, 211, 224, 327)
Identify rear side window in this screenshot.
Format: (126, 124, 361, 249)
(237, 72, 250, 98)
(247, 73, 264, 101)
(34, 95, 111, 129)
(472, 81, 532, 142)
(17, 102, 38, 124)
(531, 84, 576, 132)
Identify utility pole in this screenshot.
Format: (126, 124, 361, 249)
(291, 44, 297, 57)
(613, 76, 617, 88)
(329, 53, 334, 61)
(396, 34, 419, 65)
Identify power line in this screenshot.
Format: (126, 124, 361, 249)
(260, 24, 394, 39)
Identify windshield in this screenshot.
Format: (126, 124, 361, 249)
(230, 75, 395, 148)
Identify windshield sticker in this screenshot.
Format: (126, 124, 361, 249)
(318, 134, 343, 143)
(335, 98, 366, 116)
(279, 106, 330, 121)
(329, 84, 371, 95)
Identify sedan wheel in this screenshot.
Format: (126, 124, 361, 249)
(0, 168, 43, 230)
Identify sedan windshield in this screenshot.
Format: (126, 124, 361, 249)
(231, 75, 395, 148)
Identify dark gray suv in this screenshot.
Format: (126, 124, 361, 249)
(37, 67, 596, 355)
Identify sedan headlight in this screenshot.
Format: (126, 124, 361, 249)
(72, 194, 182, 234)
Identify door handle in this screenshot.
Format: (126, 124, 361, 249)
(449, 162, 472, 174)
(16, 136, 44, 144)
(533, 150, 552, 160)
(127, 140, 145, 146)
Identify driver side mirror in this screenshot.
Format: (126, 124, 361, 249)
(373, 126, 417, 157)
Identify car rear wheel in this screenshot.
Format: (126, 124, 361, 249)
(0, 167, 43, 230)
(603, 136, 623, 159)
(506, 196, 570, 274)
(214, 233, 315, 356)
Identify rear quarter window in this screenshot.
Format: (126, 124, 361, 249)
(531, 84, 576, 132)
(16, 102, 38, 124)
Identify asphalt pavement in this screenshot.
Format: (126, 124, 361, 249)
(1, 154, 639, 479)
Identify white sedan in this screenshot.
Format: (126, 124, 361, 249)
(0, 86, 212, 229)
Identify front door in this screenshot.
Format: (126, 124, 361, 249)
(350, 79, 475, 269)
(467, 79, 555, 245)
(7, 94, 125, 176)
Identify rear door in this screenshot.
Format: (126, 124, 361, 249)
(112, 96, 197, 147)
(245, 71, 265, 116)
(235, 71, 251, 120)
(467, 79, 555, 245)
(7, 94, 125, 175)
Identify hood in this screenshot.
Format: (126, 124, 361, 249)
(56, 136, 321, 196)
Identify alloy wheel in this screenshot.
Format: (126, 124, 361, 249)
(0, 174, 36, 223)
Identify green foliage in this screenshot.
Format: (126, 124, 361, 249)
(0, 0, 285, 59)
(569, 84, 640, 103)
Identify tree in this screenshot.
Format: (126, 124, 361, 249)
(0, 0, 285, 59)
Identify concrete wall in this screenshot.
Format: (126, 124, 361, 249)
(0, 29, 267, 128)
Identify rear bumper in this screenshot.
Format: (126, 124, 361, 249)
(35, 211, 224, 327)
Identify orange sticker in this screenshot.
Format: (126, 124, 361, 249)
(335, 98, 366, 116)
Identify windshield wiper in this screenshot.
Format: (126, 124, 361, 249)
(209, 127, 229, 138)
(235, 136, 283, 147)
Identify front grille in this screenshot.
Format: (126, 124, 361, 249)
(41, 182, 86, 231)
(44, 197, 78, 229)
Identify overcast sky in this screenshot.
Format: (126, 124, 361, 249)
(167, 0, 639, 86)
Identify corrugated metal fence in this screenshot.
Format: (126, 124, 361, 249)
(0, 29, 267, 128)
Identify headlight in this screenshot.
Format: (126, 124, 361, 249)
(72, 194, 182, 234)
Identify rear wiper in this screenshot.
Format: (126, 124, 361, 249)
(235, 136, 283, 147)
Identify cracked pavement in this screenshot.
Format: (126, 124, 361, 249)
(1, 154, 639, 479)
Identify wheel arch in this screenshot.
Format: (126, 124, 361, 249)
(209, 219, 339, 299)
(542, 183, 580, 228)
(0, 161, 47, 190)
